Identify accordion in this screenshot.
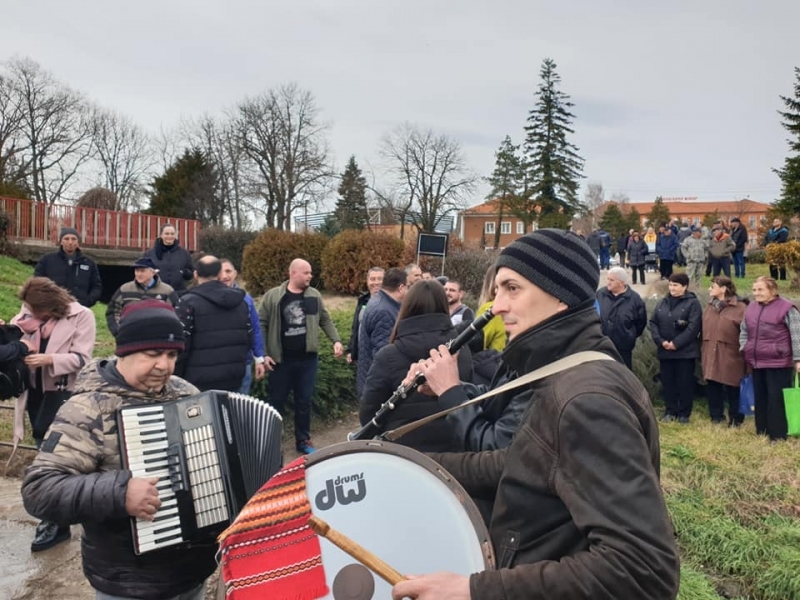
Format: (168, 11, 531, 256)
(118, 390, 283, 555)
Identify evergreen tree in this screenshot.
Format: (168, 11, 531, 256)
(334, 155, 368, 230)
(646, 196, 670, 228)
(599, 203, 627, 240)
(703, 209, 721, 228)
(626, 206, 642, 233)
(774, 67, 800, 215)
(486, 135, 524, 245)
(523, 58, 585, 219)
(318, 213, 341, 238)
(147, 148, 221, 224)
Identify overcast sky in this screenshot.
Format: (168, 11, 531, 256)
(2, 0, 798, 209)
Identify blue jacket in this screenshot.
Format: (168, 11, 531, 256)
(242, 289, 265, 362)
(656, 234, 679, 260)
(357, 290, 401, 394)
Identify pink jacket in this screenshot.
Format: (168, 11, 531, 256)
(10, 302, 96, 443)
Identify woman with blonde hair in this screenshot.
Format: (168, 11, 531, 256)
(11, 276, 95, 551)
(477, 266, 506, 351)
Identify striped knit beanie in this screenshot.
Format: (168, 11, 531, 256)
(116, 299, 185, 357)
(495, 229, 599, 308)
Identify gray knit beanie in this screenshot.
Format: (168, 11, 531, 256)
(59, 227, 80, 242)
(495, 229, 599, 308)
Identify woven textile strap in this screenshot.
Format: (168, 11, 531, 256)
(384, 351, 615, 441)
(217, 456, 329, 600)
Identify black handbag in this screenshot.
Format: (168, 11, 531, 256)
(32, 375, 72, 442)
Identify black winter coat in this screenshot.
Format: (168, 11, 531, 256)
(649, 292, 703, 360)
(34, 248, 102, 307)
(145, 239, 194, 293)
(175, 281, 251, 391)
(357, 290, 401, 394)
(360, 313, 472, 452)
(730, 224, 748, 253)
(596, 287, 647, 351)
(346, 291, 371, 360)
(627, 239, 648, 267)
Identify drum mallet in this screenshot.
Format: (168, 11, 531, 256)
(308, 515, 406, 585)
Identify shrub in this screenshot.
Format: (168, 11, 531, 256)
(441, 245, 499, 299)
(746, 248, 766, 264)
(250, 308, 357, 420)
(0, 210, 9, 255)
(199, 226, 259, 272)
(321, 230, 405, 294)
(766, 241, 800, 289)
(242, 229, 328, 296)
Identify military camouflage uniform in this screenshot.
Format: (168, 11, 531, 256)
(21, 359, 218, 600)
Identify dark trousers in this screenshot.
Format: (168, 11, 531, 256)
(752, 367, 791, 440)
(618, 250, 626, 268)
(659, 259, 674, 279)
(732, 251, 746, 277)
(268, 355, 319, 445)
(705, 379, 743, 424)
(660, 358, 696, 418)
(599, 248, 610, 269)
(710, 256, 731, 277)
(769, 264, 787, 281)
(618, 348, 633, 370)
(631, 265, 645, 285)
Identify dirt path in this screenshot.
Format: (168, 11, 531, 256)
(0, 411, 361, 600)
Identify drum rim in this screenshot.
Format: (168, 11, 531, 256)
(306, 440, 495, 570)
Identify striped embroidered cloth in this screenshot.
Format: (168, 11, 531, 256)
(218, 456, 329, 600)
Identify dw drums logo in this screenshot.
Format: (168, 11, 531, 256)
(314, 472, 366, 510)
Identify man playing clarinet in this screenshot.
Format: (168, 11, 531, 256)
(21, 300, 215, 600)
(393, 230, 679, 600)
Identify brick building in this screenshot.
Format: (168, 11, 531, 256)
(456, 199, 536, 248)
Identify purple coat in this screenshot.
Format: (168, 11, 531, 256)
(743, 297, 795, 369)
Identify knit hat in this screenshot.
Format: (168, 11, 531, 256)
(59, 227, 80, 242)
(495, 229, 599, 308)
(116, 299, 185, 357)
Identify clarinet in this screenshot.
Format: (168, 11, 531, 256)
(348, 305, 495, 441)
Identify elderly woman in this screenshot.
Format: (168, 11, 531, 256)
(702, 277, 746, 426)
(11, 276, 95, 551)
(649, 272, 703, 423)
(627, 232, 649, 285)
(360, 280, 472, 452)
(144, 223, 194, 294)
(740, 276, 800, 440)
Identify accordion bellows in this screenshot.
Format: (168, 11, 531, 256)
(218, 457, 329, 600)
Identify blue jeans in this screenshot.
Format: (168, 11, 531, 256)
(732, 251, 746, 277)
(96, 583, 204, 600)
(238, 363, 253, 395)
(598, 248, 610, 269)
(268, 355, 319, 446)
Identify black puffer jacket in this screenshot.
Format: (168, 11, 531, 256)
(34, 248, 102, 307)
(22, 360, 216, 600)
(596, 287, 647, 352)
(175, 280, 251, 391)
(437, 303, 621, 451)
(360, 313, 473, 452)
(144, 239, 194, 293)
(649, 292, 703, 360)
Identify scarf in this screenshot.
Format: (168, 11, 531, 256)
(15, 310, 57, 365)
(218, 457, 328, 600)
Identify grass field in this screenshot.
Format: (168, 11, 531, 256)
(2, 256, 800, 598)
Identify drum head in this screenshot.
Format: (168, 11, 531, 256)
(305, 440, 494, 600)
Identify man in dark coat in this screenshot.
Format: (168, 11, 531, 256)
(765, 218, 790, 280)
(175, 256, 251, 392)
(34, 227, 102, 307)
(346, 267, 384, 364)
(596, 267, 647, 369)
(729, 217, 748, 278)
(392, 230, 678, 600)
(21, 301, 215, 600)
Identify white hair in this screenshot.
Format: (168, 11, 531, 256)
(608, 267, 630, 285)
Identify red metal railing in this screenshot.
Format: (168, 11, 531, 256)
(0, 196, 200, 252)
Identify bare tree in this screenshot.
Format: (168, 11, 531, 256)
(380, 123, 477, 238)
(0, 72, 28, 194)
(5, 57, 95, 203)
(89, 107, 153, 210)
(236, 84, 333, 230)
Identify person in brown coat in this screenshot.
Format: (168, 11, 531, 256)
(702, 276, 747, 425)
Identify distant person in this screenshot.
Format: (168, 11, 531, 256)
(708, 224, 735, 277)
(656, 227, 679, 279)
(477, 266, 506, 352)
(175, 256, 252, 392)
(627, 232, 649, 285)
(105, 257, 178, 337)
(405, 263, 423, 286)
(258, 258, 343, 454)
(34, 227, 102, 308)
(444, 280, 475, 326)
(421, 271, 433, 281)
(346, 267, 384, 364)
(595, 267, 647, 369)
(219, 258, 266, 395)
(616, 230, 630, 268)
(764, 218, 790, 281)
(144, 223, 194, 294)
(729, 217, 748, 278)
(681, 227, 708, 289)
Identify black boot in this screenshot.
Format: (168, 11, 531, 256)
(31, 521, 70, 552)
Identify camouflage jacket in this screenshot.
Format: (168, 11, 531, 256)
(21, 359, 217, 600)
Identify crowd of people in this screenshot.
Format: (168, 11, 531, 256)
(4, 221, 799, 599)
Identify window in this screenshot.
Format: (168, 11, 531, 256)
(516, 221, 524, 234)
(749, 216, 756, 228)
(484, 222, 495, 234)
(501, 222, 511, 234)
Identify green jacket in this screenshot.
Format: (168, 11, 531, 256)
(258, 281, 340, 363)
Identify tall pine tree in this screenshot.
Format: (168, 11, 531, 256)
(774, 67, 800, 215)
(523, 58, 585, 220)
(147, 148, 221, 224)
(486, 135, 525, 245)
(646, 196, 670, 228)
(334, 155, 368, 230)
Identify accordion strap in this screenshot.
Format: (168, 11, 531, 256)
(382, 351, 615, 441)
